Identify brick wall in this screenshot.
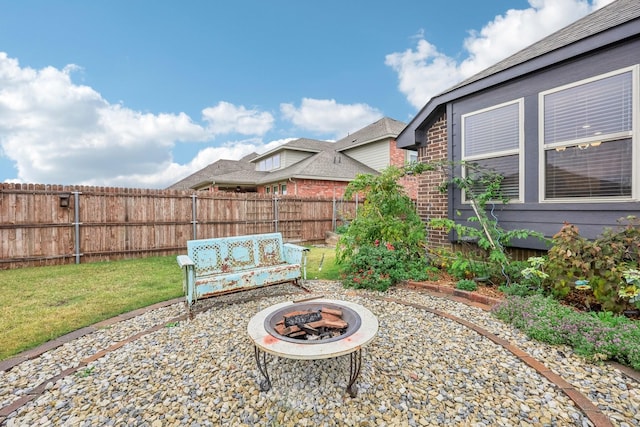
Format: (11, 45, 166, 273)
(390, 140, 419, 200)
(416, 113, 451, 249)
(257, 179, 349, 198)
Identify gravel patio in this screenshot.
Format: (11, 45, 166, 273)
(1, 281, 638, 426)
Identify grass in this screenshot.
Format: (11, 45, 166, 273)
(0, 247, 340, 361)
(0, 256, 182, 361)
(304, 245, 341, 280)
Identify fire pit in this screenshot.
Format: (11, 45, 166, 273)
(264, 301, 362, 343)
(247, 298, 378, 397)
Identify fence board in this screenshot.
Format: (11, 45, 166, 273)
(0, 184, 357, 269)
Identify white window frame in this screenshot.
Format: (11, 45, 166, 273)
(406, 150, 418, 164)
(256, 154, 282, 172)
(461, 98, 524, 203)
(538, 65, 639, 203)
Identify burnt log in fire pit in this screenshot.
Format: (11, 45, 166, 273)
(265, 302, 362, 343)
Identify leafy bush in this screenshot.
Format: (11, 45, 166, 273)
(544, 217, 640, 313)
(455, 279, 478, 291)
(341, 241, 428, 291)
(337, 166, 427, 265)
(337, 166, 430, 292)
(492, 295, 640, 369)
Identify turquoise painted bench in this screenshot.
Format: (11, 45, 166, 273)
(177, 233, 308, 310)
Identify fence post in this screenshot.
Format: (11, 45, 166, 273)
(332, 198, 336, 231)
(72, 191, 82, 264)
(274, 197, 279, 233)
(191, 194, 198, 239)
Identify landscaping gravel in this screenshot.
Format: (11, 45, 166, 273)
(1, 281, 638, 426)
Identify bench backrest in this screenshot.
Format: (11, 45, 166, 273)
(187, 233, 286, 277)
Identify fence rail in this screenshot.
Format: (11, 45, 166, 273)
(0, 183, 358, 269)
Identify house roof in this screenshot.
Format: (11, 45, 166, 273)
(166, 158, 258, 190)
(397, 0, 640, 149)
(335, 117, 406, 150)
(167, 116, 404, 190)
(259, 149, 378, 184)
(251, 138, 333, 162)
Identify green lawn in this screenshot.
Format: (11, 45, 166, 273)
(0, 247, 340, 361)
(304, 245, 341, 280)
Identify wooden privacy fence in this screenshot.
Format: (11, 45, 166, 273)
(0, 183, 359, 269)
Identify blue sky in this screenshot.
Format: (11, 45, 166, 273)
(0, 0, 612, 188)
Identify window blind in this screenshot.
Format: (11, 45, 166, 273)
(464, 102, 520, 157)
(544, 71, 632, 145)
(545, 138, 632, 198)
(466, 156, 520, 199)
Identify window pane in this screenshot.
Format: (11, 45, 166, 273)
(465, 155, 519, 200)
(545, 139, 632, 198)
(544, 71, 632, 144)
(464, 102, 519, 157)
(407, 150, 418, 163)
(273, 154, 280, 168)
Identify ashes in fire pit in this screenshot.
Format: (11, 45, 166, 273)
(264, 302, 362, 344)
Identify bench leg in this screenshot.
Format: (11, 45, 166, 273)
(254, 346, 271, 392)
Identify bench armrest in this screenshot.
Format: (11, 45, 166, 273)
(283, 243, 308, 264)
(177, 255, 194, 268)
(177, 255, 196, 307)
(283, 243, 309, 280)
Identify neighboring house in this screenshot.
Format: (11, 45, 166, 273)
(169, 117, 419, 199)
(397, 0, 640, 250)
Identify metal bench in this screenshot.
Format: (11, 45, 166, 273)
(177, 233, 308, 311)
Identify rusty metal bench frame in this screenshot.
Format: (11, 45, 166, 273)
(177, 233, 308, 311)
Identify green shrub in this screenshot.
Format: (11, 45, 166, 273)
(341, 241, 429, 291)
(455, 279, 478, 291)
(498, 282, 542, 297)
(544, 217, 640, 313)
(336, 165, 430, 292)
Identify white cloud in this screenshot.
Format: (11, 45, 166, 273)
(385, 0, 616, 109)
(280, 98, 383, 138)
(202, 101, 274, 136)
(0, 52, 284, 188)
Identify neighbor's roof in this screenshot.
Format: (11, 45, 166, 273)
(168, 116, 405, 190)
(397, 0, 640, 149)
(335, 117, 406, 151)
(166, 158, 258, 190)
(260, 149, 379, 184)
(250, 138, 333, 162)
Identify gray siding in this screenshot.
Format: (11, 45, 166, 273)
(282, 150, 314, 168)
(448, 37, 640, 247)
(342, 140, 390, 172)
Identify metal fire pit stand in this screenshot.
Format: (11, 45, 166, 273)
(253, 345, 363, 397)
(247, 299, 378, 398)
